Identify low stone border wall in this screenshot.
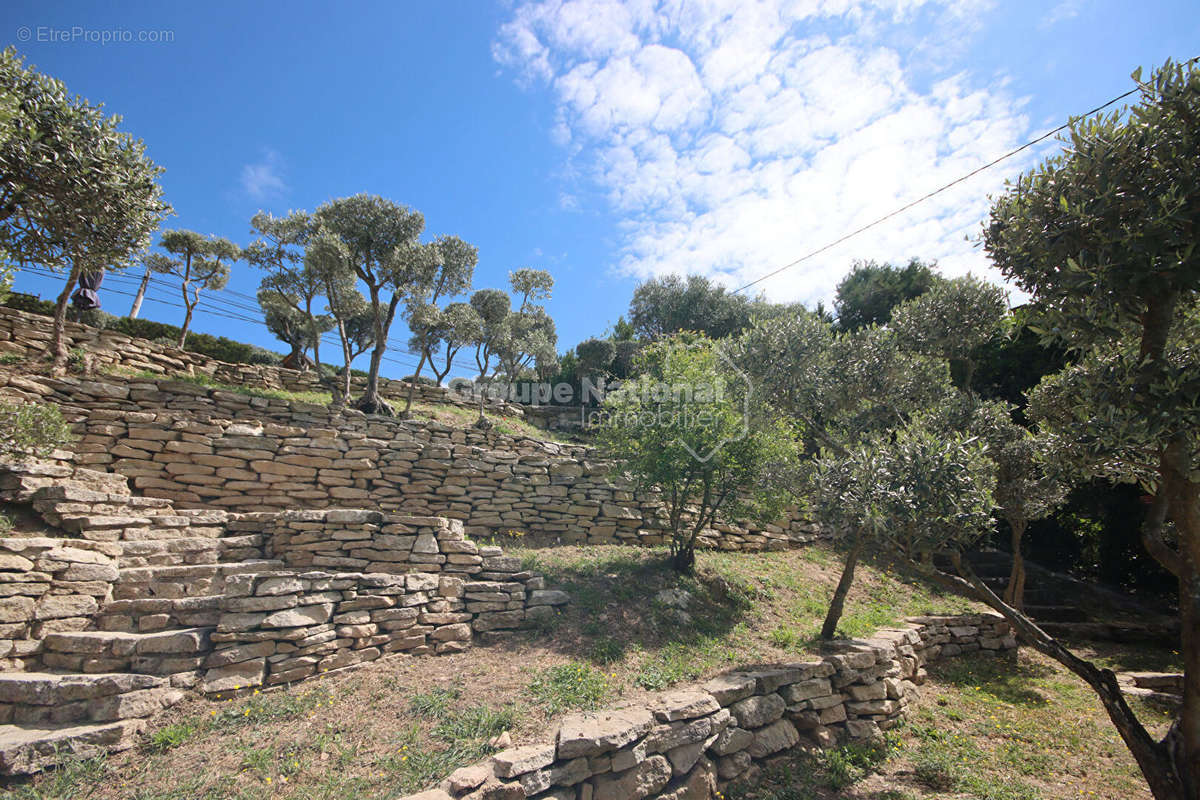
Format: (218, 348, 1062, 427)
(399, 613, 1016, 800)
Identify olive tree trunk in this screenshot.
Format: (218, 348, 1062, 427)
(1002, 519, 1028, 611)
(356, 289, 399, 416)
(821, 536, 863, 640)
(934, 552, 1192, 800)
(49, 261, 84, 373)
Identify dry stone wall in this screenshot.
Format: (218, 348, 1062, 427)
(1, 372, 825, 552)
(401, 614, 1017, 800)
(0, 306, 516, 414)
(0, 461, 561, 677)
(0, 459, 568, 775)
(204, 564, 561, 694)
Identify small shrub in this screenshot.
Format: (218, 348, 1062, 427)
(0, 353, 23, 365)
(147, 721, 196, 752)
(65, 347, 88, 374)
(0, 400, 73, 460)
(0, 513, 13, 535)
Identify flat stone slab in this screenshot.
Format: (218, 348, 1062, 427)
(0, 720, 145, 775)
(0, 672, 165, 705)
(557, 707, 655, 759)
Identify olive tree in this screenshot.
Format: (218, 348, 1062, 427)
(153, 230, 240, 348)
(889, 275, 1070, 608)
(738, 313, 954, 637)
(257, 288, 331, 370)
(421, 302, 482, 385)
(811, 417, 996, 599)
(245, 211, 333, 368)
(0, 48, 170, 370)
(313, 195, 436, 414)
(983, 59, 1200, 800)
(890, 274, 1007, 391)
(598, 334, 799, 573)
(967, 402, 1069, 610)
(303, 229, 374, 404)
(401, 235, 477, 416)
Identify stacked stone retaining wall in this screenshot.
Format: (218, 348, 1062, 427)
(1, 372, 825, 551)
(0, 306, 517, 415)
(0, 460, 568, 774)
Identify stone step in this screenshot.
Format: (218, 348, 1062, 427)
(1024, 605, 1089, 623)
(114, 535, 263, 568)
(1039, 621, 1180, 645)
(30, 485, 175, 526)
(0, 465, 130, 505)
(114, 559, 285, 600)
(1122, 672, 1184, 694)
(41, 627, 214, 676)
(0, 672, 183, 725)
(96, 595, 222, 632)
(0, 719, 146, 775)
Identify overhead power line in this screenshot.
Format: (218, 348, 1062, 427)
(11, 266, 430, 374)
(730, 55, 1200, 295)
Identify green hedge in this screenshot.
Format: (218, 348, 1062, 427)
(2, 292, 281, 367)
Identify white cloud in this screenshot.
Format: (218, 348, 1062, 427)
(495, 0, 1043, 306)
(240, 150, 287, 201)
(1041, 0, 1084, 29)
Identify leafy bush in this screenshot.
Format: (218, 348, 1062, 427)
(1, 291, 54, 316)
(0, 400, 73, 460)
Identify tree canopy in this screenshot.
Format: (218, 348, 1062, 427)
(0, 47, 170, 369)
(984, 58, 1200, 800)
(832, 258, 938, 331)
(628, 274, 763, 340)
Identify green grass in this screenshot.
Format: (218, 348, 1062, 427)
(109, 368, 333, 405)
(146, 721, 199, 753)
(510, 544, 979, 695)
(408, 400, 573, 443)
(525, 662, 610, 714)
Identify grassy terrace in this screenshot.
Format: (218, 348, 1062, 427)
(1, 544, 1175, 800)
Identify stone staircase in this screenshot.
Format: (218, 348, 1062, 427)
(962, 549, 1178, 645)
(0, 462, 284, 773)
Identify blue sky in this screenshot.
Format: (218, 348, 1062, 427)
(3, 0, 1197, 380)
